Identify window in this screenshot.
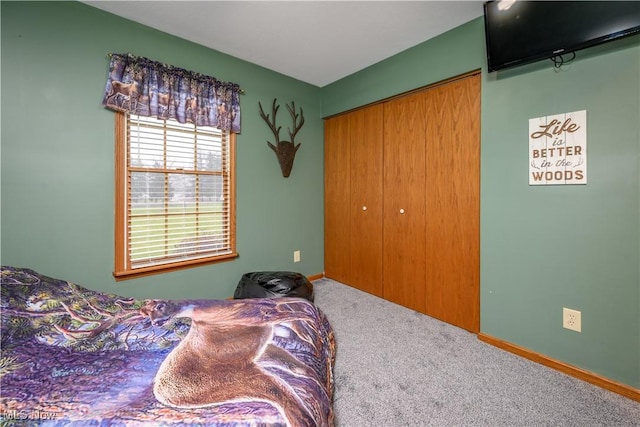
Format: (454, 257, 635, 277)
(114, 112, 237, 279)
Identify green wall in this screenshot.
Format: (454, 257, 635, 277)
(481, 39, 639, 390)
(1, 1, 324, 300)
(2, 2, 639, 390)
(322, 19, 640, 389)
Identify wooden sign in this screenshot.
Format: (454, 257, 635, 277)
(529, 110, 587, 185)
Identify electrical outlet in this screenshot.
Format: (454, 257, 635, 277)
(294, 250, 301, 263)
(563, 307, 582, 332)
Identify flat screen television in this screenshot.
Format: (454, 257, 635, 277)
(484, 1, 640, 72)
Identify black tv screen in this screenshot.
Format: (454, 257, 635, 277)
(484, 1, 640, 72)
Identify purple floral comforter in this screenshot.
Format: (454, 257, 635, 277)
(0, 267, 335, 426)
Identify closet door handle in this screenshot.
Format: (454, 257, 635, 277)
(399, 208, 405, 214)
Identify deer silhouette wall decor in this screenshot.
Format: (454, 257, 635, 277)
(259, 99, 304, 177)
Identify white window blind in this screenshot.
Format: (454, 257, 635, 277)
(125, 114, 232, 270)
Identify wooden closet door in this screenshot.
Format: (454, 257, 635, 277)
(349, 105, 384, 297)
(324, 115, 351, 283)
(383, 92, 427, 313)
(424, 74, 480, 333)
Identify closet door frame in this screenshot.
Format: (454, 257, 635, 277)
(324, 70, 481, 333)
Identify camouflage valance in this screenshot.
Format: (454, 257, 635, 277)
(102, 53, 241, 133)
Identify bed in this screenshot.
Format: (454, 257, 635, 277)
(0, 266, 335, 426)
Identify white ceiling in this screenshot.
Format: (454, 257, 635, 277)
(85, 1, 484, 87)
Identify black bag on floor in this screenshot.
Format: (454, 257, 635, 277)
(233, 271, 314, 302)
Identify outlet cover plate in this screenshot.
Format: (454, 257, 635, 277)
(563, 307, 582, 332)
